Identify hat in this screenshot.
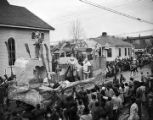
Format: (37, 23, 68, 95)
(102, 87, 106, 90)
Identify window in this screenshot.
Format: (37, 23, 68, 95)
(41, 32, 44, 39)
(7, 38, 16, 66)
(107, 48, 112, 57)
(119, 48, 121, 57)
(125, 48, 127, 56)
(128, 48, 130, 55)
(99, 47, 102, 56)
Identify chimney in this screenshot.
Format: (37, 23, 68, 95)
(0, 0, 10, 6)
(102, 32, 107, 37)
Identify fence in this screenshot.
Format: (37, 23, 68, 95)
(90, 56, 106, 71)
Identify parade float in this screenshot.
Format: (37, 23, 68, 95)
(7, 57, 101, 108)
(7, 40, 104, 108)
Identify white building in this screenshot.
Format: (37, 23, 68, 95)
(0, 0, 54, 76)
(89, 32, 133, 61)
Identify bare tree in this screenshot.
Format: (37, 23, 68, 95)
(70, 20, 84, 43)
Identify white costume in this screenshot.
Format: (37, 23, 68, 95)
(83, 59, 91, 73)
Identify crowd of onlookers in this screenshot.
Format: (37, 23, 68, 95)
(0, 68, 153, 120)
(106, 55, 152, 78)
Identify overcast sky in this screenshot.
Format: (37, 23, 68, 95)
(8, 0, 153, 43)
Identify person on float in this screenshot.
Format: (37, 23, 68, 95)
(66, 54, 78, 82)
(83, 58, 91, 80)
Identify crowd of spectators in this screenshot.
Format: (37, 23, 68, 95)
(106, 55, 152, 78)
(0, 69, 153, 120)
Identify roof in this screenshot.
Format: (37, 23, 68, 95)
(0, 4, 55, 30)
(134, 43, 146, 49)
(90, 35, 132, 47)
(133, 40, 152, 49)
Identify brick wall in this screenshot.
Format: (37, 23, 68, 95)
(0, 27, 51, 76)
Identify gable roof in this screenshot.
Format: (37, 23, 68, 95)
(133, 40, 152, 49)
(134, 43, 146, 49)
(0, 4, 55, 30)
(90, 35, 132, 47)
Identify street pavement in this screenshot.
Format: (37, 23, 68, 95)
(115, 65, 151, 82)
(100, 65, 151, 84)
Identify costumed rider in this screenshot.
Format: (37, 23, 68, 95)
(67, 54, 77, 66)
(66, 54, 79, 82)
(36, 66, 50, 86)
(83, 57, 91, 80)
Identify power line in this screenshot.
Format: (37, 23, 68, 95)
(79, 0, 153, 25)
(112, 0, 143, 8)
(116, 29, 153, 35)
